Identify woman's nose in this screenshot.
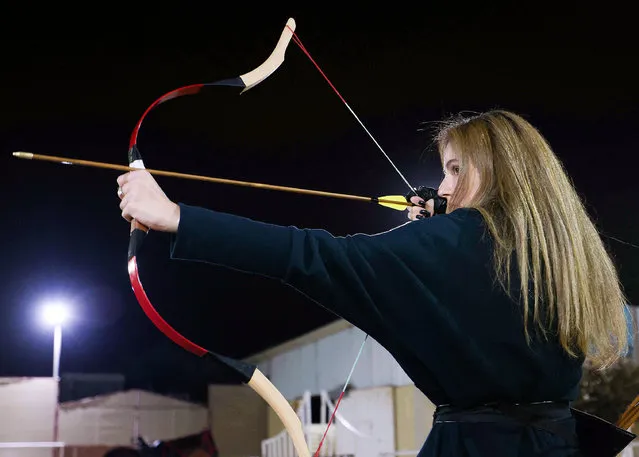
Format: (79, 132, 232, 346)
(438, 177, 452, 198)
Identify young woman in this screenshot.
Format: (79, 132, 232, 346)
(116, 110, 629, 456)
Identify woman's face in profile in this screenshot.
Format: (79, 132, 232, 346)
(438, 143, 480, 207)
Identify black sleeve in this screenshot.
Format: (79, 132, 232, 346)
(169, 203, 470, 334)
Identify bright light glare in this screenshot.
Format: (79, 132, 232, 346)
(40, 302, 70, 326)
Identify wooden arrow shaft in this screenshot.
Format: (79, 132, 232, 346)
(13, 152, 411, 208)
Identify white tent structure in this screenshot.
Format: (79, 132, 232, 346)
(0, 377, 209, 456)
(0, 377, 58, 442)
(58, 389, 209, 446)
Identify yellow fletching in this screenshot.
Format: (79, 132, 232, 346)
(376, 195, 410, 211)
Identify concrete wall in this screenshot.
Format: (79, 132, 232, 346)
(208, 384, 268, 457)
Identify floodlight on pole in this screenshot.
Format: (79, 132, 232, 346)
(39, 302, 70, 379)
(41, 303, 69, 327)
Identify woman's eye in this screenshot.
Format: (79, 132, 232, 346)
(443, 165, 460, 176)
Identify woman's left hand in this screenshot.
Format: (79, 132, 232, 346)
(117, 170, 181, 233)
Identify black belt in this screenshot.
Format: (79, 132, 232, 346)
(433, 401, 636, 457)
(434, 401, 576, 444)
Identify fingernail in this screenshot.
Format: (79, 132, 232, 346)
(420, 210, 430, 217)
(416, 215, 424, 219)
(418, 200, 425, 207)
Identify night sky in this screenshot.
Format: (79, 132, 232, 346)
(1, 5, 637, 401)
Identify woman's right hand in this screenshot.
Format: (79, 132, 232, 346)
(406, 196, 434, 221)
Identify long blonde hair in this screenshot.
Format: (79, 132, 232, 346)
(433, 110, 628, 369)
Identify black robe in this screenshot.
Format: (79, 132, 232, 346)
(169, 203, 585, 456)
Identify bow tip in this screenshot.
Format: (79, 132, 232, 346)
(285, 17, 296, 32)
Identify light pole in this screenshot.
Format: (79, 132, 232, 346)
(40, 303, 69, 379)
(39, 301, 69, 448)
(52, 324, 62, 379)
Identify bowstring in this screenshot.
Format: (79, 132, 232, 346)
(286, 28, 398, 456)
(603, 234, 639, 250)
(288, 27, 414, 194)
